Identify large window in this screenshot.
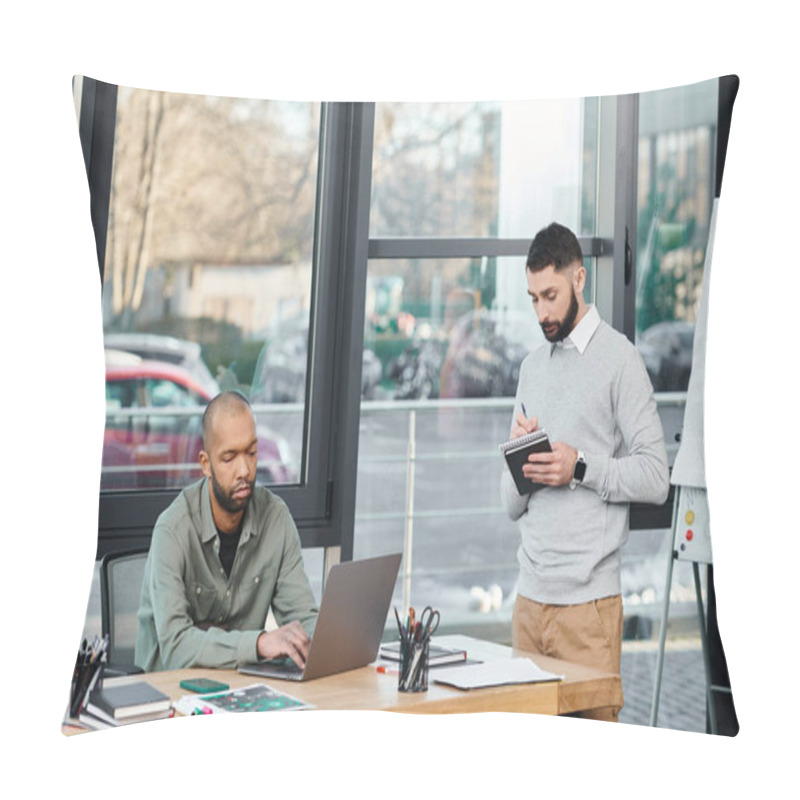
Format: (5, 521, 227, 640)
(76, 75, 733, 734)
(99, 86, 321, 494)
(356, 98, 605, 623)
(84, 85, 371, 561)
(352, 85, 721, 651)
(635, 79, 718, 392)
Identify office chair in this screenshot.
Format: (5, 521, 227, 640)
(100, 547, 150, 675)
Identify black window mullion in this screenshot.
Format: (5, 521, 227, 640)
(300, 102, 374, 560)
(613, 92, 639, 343)
(76, 76, 117, 285)
(594, 93, 639, 343)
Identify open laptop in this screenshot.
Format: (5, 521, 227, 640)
(238, 552, 402, 682)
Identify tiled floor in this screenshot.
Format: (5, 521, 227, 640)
(619, 639, 708, 733)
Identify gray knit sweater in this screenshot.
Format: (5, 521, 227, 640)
(501, 317, 669, 605)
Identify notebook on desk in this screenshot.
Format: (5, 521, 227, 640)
(238, 552, 402, 682)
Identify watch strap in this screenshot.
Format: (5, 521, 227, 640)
(570, 451, 586, 489)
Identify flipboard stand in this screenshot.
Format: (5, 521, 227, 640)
(649, 484, 731, 734)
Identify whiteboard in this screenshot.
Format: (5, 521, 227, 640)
(673, 486, 713, 563)
(668, 200, 721, 564)
(670, 200, 718, 490)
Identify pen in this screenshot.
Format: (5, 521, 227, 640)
(376, 666, 399, 675)
(521, 402, 528, 418)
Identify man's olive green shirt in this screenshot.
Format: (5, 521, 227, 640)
(134, 479, 318, 672)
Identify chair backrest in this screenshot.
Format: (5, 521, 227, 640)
(100, 548, 150, 671)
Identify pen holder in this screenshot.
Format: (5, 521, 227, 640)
(70, 654, 105, 718)
(398, 637, 429, 692)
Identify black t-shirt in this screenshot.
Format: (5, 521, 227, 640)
(217, 523, 243, 579)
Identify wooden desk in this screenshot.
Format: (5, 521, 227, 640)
(66, 636, 621, 727)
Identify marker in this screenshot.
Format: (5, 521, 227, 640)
(376, 666, 399, 675)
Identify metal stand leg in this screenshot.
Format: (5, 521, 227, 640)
(693, 561, 718, 735)
(650, 488, 681, 727)
(651, 486, 729, 734)
(650, 538, 675, 727)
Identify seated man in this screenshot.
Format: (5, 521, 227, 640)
(134, 391, 318, 672)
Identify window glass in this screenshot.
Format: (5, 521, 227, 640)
(361, 92, 599, 624)
(146, 378, 202, 407)
(100, 87, 321, 491)
(358, 254, 596, 625)
(354, 403, 520, 618)
(635, 79, 718, 391)
(364, 255, 596, 402)
(365, 257, 544, 401)
(370, 99, 588, 238)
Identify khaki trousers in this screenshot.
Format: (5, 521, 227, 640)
(512, 593, 623, 723)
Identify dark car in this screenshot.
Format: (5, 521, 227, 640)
(440, 310, 543, 398)
(102, 353, 296, 490)
(636, 321, 695, 392)
(387, 310, 542, 400)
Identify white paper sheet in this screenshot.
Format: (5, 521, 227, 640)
(432, 658, 563, 690)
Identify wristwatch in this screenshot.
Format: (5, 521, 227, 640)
(570, 451, 586, 490)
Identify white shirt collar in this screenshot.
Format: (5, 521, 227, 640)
(553, 304, 600, 355)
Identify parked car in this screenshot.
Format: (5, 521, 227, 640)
(102, 354, 296, 490)
(103, 332, 219, 397)
(250, 316, 383, 403)
(440, 309, 543, 398)
(636, 321, 695, 392)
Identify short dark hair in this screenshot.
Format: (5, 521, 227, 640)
(202, 390, 252, 451)
(526, 222, 583, 273)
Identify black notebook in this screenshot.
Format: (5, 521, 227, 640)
(499, 429, 552, 494)
(88, 681, 171, 720)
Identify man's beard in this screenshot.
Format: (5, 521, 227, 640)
(542, 288, 579, 342)
(210, 466, 254, 514)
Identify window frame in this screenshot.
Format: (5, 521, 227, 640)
(82, 81, 374, 561)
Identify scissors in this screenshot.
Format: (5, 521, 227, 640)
(418, 605, 440, 642)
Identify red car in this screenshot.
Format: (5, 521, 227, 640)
(102, 354, 296, 491)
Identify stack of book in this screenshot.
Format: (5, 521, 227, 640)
(79, 681, 173, 729)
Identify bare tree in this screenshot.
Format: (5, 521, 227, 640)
(104, 87, 319, 330)
(107, 88, 166, 327)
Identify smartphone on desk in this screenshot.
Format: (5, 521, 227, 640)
(179, 677, 230, 694)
